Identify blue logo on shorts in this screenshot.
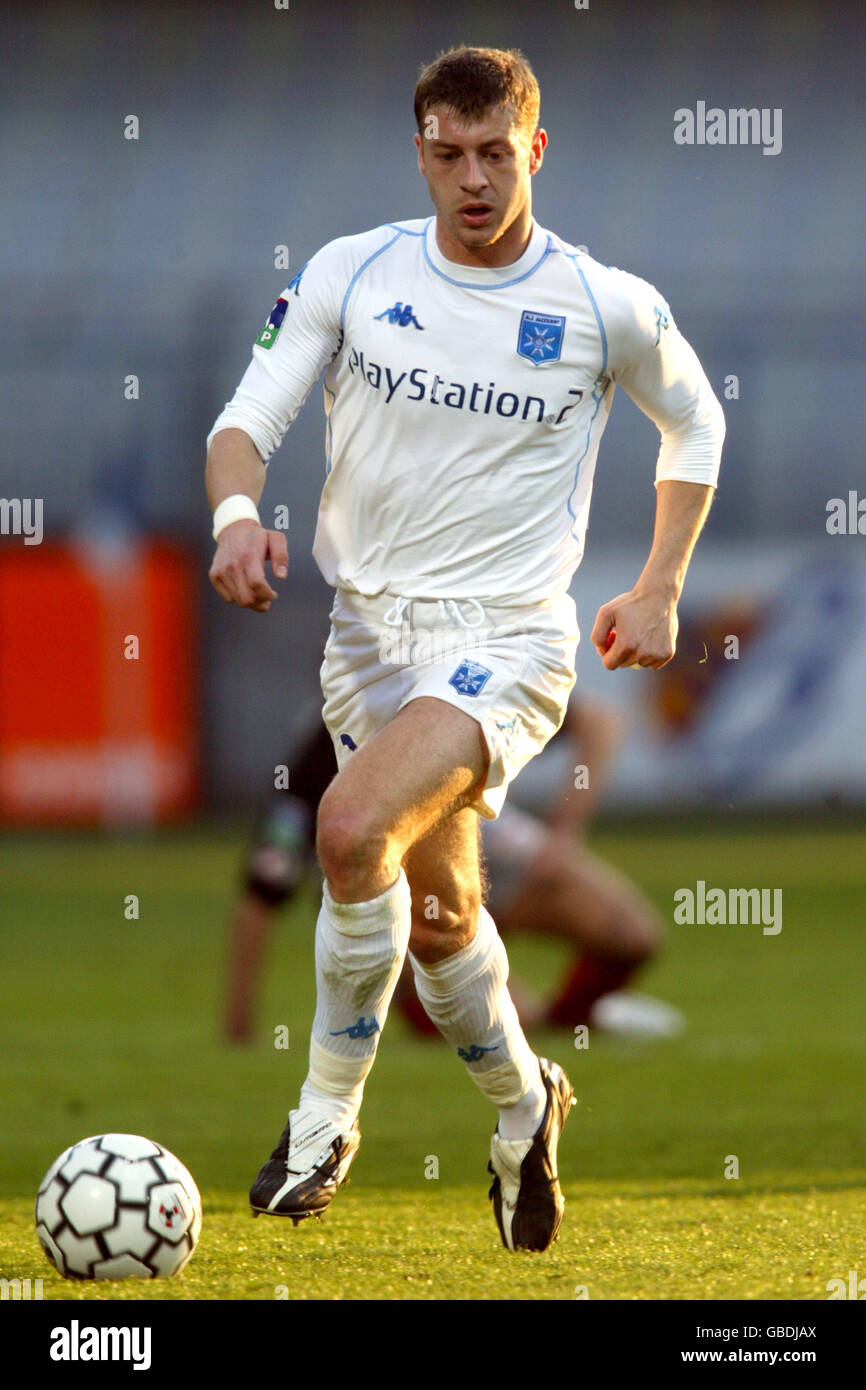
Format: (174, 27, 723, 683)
(448, 660, 493, 697)
(340, 733, 357, 750)
(517, 310, 566, 365)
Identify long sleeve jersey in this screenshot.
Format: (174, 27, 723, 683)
(207, 217, 725, 605)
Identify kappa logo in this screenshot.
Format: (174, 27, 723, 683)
(653, 302, 671, 345)
(374, 301, 425, 329)
(457, 1042, 499, 1063)
(494, 715, 519, 737)
(287, 263, 307, 296)
(517, 310, 566, 364)
(331, 1016, 380, 1040)
(448, 660, 493, 697)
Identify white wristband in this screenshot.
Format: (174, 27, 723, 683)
(212, 494, 261, 541)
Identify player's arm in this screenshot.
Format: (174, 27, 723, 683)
(592, 479, 714, 669)
(207, 428, 287, 613)
(591, 271, 725, 670)
(205, 240, 348, 612)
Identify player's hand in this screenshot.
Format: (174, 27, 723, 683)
(591, 589, 678, 670)
(208, 520, 288, 613)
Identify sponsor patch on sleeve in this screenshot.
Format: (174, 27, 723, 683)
(256, 296, 289, 350)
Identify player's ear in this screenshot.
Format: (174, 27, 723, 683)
(529, 127, 547, 175)
(413, 131, 425, 174)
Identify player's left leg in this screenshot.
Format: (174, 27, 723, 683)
(293, 698, 490, 1123)
(404, 810, 574, 1252)
(405, 811, 542, 1134)
(405, 808, 544, 1133)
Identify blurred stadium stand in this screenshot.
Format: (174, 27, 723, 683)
(1, 0, 863, 813)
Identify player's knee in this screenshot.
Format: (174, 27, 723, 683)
(316, 816, 386, 888)
(409, 882, 481, 962)
(316, 797, 389, 889)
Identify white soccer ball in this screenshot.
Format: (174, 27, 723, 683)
(35, 1133, 202, 1280)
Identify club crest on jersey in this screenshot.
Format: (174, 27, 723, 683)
(256, 297, 288, 350)
(517, 310, 566, 365)
(448, 660, 493, 697)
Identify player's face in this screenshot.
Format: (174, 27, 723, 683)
(414, 105, 547, 267)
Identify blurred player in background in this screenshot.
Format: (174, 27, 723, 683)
(224, 695, 682, 1045)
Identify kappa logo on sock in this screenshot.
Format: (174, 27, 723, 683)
(457, 1042, 499, 1063)
(330, 1015, 380, 1040)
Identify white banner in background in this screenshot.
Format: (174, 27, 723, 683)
(511, 541, 866, 811)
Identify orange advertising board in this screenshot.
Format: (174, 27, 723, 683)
(0, 540, 198, 824)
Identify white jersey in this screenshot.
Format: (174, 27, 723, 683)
(208, 217, 724, 605)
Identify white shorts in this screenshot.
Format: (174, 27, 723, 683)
(320, 588, 578, 818)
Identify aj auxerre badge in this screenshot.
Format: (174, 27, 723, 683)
(256, 296, 289, 350)
(517, 310, 566, 365)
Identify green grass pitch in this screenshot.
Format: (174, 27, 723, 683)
(1, 821, 863, 1301)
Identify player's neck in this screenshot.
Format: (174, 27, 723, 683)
(434, 209, 534, 269)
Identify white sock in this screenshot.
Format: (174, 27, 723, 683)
(410, 905, 547, 1140)
(299, 870, 411, 1130)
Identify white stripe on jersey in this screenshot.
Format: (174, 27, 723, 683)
(208, 218, 724, 604)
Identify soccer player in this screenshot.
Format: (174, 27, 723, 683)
(206, 46, 724, 1252)
(223, 697, 680, 1044)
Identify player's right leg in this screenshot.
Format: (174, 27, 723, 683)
(249, 696, 489, 1221)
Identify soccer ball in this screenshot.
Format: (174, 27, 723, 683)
(35, 1133, 202, 1280)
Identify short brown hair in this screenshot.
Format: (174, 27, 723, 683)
(414, 46, 540, 142)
